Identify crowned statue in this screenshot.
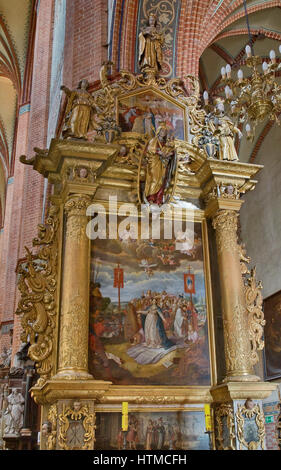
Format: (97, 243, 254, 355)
(143, 122, 177, 206)
(138, 12, 164, 73)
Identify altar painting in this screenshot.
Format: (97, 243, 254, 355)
(89, 221, 211, 385)
(95, 411, 209, 450)
(118, 90, 186, 140)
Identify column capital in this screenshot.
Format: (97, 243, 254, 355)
(205, 196, 244, 219)
(64, 193, 92, 216)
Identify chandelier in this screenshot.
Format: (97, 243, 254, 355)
(203, 1, 281, 139)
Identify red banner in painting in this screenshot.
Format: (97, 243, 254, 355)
(114, 267, 124, 288)
(184, 273, 195, 294)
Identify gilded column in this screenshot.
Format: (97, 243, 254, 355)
(55, 194, 93, 380)
(212, 209, 259, 382)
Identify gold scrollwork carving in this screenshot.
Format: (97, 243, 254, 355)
(215, 403, 236, 450)
(46, 404, 58, 450)
(236, 400, 265, 450)
(205, 183, 241, 204)
(58, 402, 96, 450)
(16, 203, 60, 386)
(240, 247, 265, 366)
(64, 194, 92, 217)
(116, 135, 147, 169)
(134, 396, 178, 404)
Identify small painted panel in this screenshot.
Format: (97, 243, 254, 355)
(95, 411, 209, 450)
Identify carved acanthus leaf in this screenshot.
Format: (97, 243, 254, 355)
(239, 245, 265, 365)
(15, 202, 60, 385)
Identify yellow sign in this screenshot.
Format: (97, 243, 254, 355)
(204, 404, 212, 432)
(122, 401, 128, 431)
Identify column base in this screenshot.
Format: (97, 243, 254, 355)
(211, 381, 277, 450)
(53, 369, 94, 381)
(223, 373, 261, 383)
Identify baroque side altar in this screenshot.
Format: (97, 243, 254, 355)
(16, 19, 275, 450)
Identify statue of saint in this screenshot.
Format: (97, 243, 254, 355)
(61, 79, 96, 139)
(214, 100, 243, 161)
(143, 123, 177, 205)
(138, 13, 164, 73)
(3, 388, 25, 436)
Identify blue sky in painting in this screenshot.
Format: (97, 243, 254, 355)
(94, 259, 206, 304)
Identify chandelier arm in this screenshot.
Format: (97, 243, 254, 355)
(243, 0, 254, 56)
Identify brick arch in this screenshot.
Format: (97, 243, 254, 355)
(210, 0, 281, 46)
(0, 118, 9, 177)
(210, 27, 281, 45)
(176, 0, 281, 77)
(21, 0, 38, 105)
(0, 16, 22, 98)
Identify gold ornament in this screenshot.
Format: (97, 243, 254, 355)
(215, 403, 236, 450)
(46, 404, 58, 450)
(236, 400, 265, 450)
(16, 203, 60, 385)
(58, 402, 95, 450)
(244, 268, 265, 366)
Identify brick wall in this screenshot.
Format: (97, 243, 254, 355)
(72, 0, 108, 85)
(0, 1, 55, 362)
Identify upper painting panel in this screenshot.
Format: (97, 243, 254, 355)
(118, 89, 187, 140)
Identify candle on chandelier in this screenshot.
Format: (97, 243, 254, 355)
(203, 90, 209, 105)
(245, 123, 251, 137)
(237, 69, 243, 83)
(225, 64, 231, 78)
(225, 85, 231, 98)
(245, 45, 252, 58)
(221, 67, 226, 79)
(269, 50, 276, 64)
(279, 45, 281, 54)
(262, 61, 269, 73)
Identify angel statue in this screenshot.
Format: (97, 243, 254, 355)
(61, 79, 96, 140)
(138, 12, 164, 73)
(143, 122, 177, 206)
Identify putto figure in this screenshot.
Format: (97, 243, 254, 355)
(138, 12, 164, 73)
(143, 123, 177, 205)
(61, 79, 96, 140)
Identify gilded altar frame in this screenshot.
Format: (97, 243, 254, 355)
(16, 62, 276, 450)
